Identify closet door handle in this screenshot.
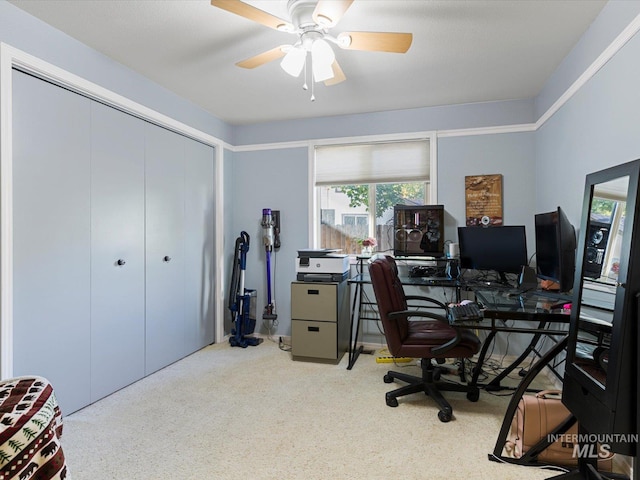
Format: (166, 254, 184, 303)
(163, 256, 171, 263)
(116, 259, 126, 266)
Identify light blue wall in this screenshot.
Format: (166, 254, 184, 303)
(233, 98, 535, 145)
(222, 148, 236, 333)
(536, 4, 640, 232)
(228, 148, 309, 336)
(438, 132, 536, 253)
(535, 0, 640, 120)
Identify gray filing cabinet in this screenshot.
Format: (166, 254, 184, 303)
(291, 281, 350, 363)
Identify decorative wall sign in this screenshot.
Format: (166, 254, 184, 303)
(465, 174, 503, 226)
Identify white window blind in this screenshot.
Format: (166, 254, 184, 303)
(315, 140, 430, 186)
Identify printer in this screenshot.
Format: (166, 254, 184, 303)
(296, 249, 349, 282)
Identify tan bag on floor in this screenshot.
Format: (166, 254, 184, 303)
(504, 390, 614, 470)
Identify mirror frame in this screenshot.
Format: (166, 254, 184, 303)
(563, 159, 640, 456)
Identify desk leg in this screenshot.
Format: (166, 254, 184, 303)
(486, 320, 548, 391)
(347, 281, 364, 370)
(470, 329, 498, 386)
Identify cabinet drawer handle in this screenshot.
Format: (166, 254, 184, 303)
(308, 326, 320, 332)
(116, 259, 126, 266)
(307, 289, 319, 295)
(163, 256, 171, 263)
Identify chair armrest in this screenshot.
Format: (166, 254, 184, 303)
(387, 309, 449, 325)
(404, 295, 448, 311)
(430, 334, 462, 356)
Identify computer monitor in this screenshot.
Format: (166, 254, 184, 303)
(457, 226, 528, 284)
(534, 206, 577, 293)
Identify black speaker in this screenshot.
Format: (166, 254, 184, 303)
(446, 259, 460, 279)
(518, 265, 537, 291)
(584, 221, 610, 279)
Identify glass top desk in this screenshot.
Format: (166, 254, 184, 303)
(346, 268, 571, 376)
(462, 287, 572, 391)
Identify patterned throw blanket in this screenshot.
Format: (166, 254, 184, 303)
(0, 377, 66, 480)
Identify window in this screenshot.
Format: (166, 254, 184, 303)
(342, 213, 369, 228)
(591, 196, 626, 282)
(315, 140, 431, 255)
(321, 209, 335, 226)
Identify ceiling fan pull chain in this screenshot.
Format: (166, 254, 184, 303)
(302, 53, 308, 91)
(310, 54, 315, 101)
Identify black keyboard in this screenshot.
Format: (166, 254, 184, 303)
(449, 302, 483, 322)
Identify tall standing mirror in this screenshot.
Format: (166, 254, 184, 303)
(562, 160, 640, 466)
(572, 176, 628, 390)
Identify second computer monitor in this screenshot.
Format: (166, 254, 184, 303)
(458, 225, 528, 282)
(534, 206, 576, 292)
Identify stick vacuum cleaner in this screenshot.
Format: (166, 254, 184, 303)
(261, 208, 280, 323)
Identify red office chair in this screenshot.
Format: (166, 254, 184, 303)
(368, 254, 481, 422)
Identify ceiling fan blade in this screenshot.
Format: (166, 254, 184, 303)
(313, 0, 354, 28)
(324, 60, 346, 86)
(338, 31, 413, 53)
(235, 46, 287, 69)
(211, 0, 293, 31)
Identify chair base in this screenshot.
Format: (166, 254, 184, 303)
(383, 360, 480, 422)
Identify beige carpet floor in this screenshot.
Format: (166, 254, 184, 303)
(61, 340, 564, 479)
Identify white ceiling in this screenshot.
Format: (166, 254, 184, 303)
(9, 0, 607, 126)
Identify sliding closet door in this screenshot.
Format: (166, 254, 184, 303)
(145, 123, 186, 374)
(184, 140, 215, 352)
(12, 70, 91, 414)
(90, 102, 146, 402)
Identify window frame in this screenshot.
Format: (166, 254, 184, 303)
(309, 133, 437, 251)
(592, 195, 626, 282)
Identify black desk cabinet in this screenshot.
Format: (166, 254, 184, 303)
(291, 281, 350, 364)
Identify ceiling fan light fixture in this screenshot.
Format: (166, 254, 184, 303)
(212, 0, 413, 93)
(311, 39, 335, 82)
(280, 46, 306, 77)
(313, 61, 334, 82)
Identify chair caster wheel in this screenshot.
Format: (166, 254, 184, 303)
(383, 374, 394, 384)
(467, 388, 480, 402)
(438, 410, 452, 422)
(386, 394, 398, 407)
(433, 369, 441, 382)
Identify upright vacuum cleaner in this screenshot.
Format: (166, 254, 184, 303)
(228, 231, 262, 347)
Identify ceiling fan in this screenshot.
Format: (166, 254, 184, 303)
(211, 0, 412, 94)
